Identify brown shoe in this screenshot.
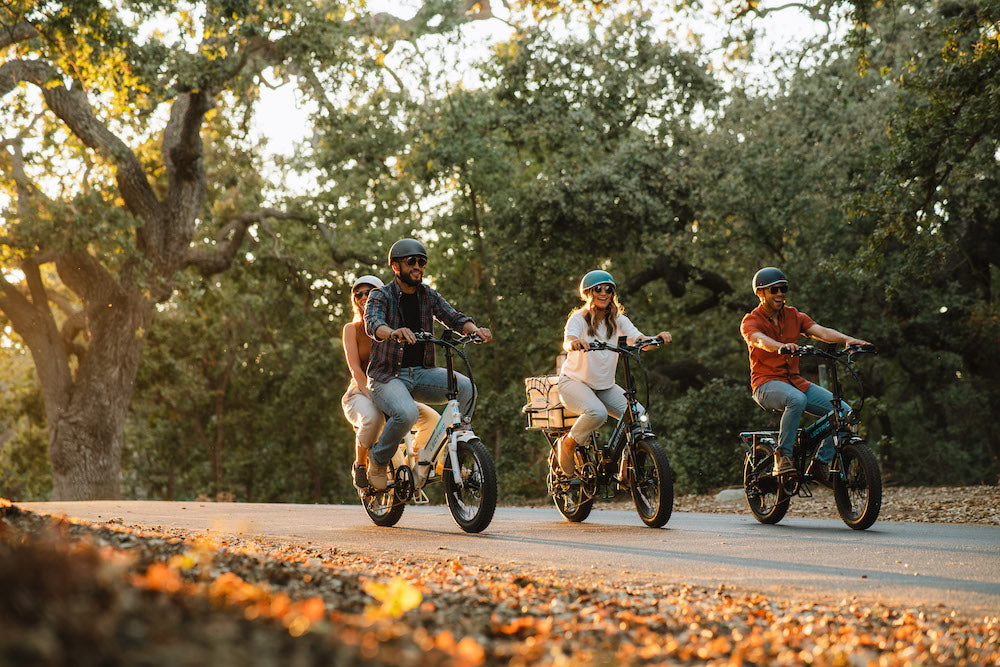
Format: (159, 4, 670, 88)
(367, 463, 390, 491)
(772, 452, 794, 476)
(353, 464, 368, 490)
(557, 436, 576, 477)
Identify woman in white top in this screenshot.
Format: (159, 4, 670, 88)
(556, 270, 672, 476)
(342, 275, 438, 489)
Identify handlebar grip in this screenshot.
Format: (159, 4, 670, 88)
(777, 347, 792, 355)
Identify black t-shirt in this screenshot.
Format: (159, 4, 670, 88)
(399, 291, 424, 367)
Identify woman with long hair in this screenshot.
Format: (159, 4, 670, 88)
(342, 275, 438, 489)
(556, 270, 672, 476)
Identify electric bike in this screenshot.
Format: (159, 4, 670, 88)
(359, 331, 498, 533)
(740, 344, 881, 530)
(523, 336, 674, 528)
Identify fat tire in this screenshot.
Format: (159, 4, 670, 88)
(743, 445, 790, 524)
(362, 490, 405, 527)
(833, 440, 882, 530)
(549, 448, 595, 523)
(630, 438, 674, 528)
(444, 438, 498, 533)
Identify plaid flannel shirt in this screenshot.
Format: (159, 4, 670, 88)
(363, 280, 473, 383)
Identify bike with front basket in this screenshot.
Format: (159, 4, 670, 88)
(358, 331, 498, 533)
(740, 343, 881, 530)
(523, 336, 674, 528)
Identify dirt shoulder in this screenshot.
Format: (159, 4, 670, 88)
(672, 485, 1000, 525)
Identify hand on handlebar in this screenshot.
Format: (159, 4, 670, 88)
(777, 343, 799, 355)
(390, 327, 417, 344)
(568, 338, 590, 351)
(471, 326, 492, 343)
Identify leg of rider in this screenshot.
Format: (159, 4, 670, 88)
(802, 383, 850, 464)
(409, 367, 474, 418)
(368, 373, 420, 471)
(593, 384, 644, 479)
(411, 402, 440, 452)
(558, 376, 610, 476)
(753, 380, 807, 472)
(343, 390, 385, 483)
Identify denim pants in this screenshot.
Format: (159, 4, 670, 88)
(557, 376, 645, 443)
(753, 380, 847, 463)
(367, 367, 473, 466)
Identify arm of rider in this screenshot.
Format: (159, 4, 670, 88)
(749, 331, 798, 355)
(564, 335, 589, 351)
(342, 323, 371, 398)
(805, 324, 871, 348)
(375, 324, 417, 344)
(462, 320, 493, 342)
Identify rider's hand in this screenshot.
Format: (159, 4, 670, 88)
(473, 326, 492, 343)
(568, 338, 589, 351)
(845, 337, 871, 348)
(391, 327, 417, 344)
(777, 342, 798, 355)
(655, 331, 672, 345)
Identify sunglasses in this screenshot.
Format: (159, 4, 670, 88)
(403, 256, 427, 267)
(591, 284, 615, 295)
(353, 289, 372, 299)
(768, 284, 789, 294)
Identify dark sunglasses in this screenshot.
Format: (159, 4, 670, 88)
(591, 284, 615, 295)
(768, 284, 789, 294)
(404, 256, 427, 267)
(353, 289, 372, 299)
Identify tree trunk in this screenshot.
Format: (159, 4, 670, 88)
(46, 289, 152, 500)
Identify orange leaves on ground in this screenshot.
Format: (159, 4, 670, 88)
(434, 630, 486, 667)
(131, 562, 187, 594)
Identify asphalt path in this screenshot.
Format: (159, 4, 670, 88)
(21, 501, 1000, 615)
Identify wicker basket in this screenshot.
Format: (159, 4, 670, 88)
(522, 376, 579, 430)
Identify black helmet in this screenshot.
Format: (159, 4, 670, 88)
(388, 238, 427, 265)
(752, 267, 787, 292)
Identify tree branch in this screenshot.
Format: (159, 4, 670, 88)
(183, 208, 310, 277)
(0, 58, 161, 222)
(0, 21, 39, 50)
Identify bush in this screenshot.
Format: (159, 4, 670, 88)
(661, 379, 771, 494)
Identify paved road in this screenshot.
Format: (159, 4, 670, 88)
(21, 501, 1000, 615)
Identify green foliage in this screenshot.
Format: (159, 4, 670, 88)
(0, 349, 51, 500)
(662, 379, 770, 494)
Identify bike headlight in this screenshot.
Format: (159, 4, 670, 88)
(640, 414, 648, 423)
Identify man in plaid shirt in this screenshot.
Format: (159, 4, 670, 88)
(363, 238, 493, 490)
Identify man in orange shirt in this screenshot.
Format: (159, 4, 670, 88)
(740, 267, 871, 480)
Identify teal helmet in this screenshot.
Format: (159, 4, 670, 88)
(579, 270, 616, 298)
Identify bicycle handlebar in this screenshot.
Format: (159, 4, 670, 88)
(580, 336, 666, 354)
(412, 331, 484, 346)
(778, 343, 877, 359)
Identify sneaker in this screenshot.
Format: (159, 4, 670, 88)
(807, 459, 833, 489)
(353, 464, 368, 490)
(367, 463, 390, 491)
(772, 452, 795, 476)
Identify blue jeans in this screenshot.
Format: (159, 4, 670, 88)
(367, 367, 473, 466)
(753, 381, 847, 463)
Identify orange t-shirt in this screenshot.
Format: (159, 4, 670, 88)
(740, 305, 816, 391)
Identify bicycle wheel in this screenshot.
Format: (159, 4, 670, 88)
(443, 437, 498, 533)
(362, 489, 405, 527)
(743, 445, 789, 524)
(630, 437, 673, 528)
(833, 439, 882, 530)
(548, 447, 594, 523)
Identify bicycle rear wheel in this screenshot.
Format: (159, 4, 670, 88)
(548, 447, 594, 523)
(743, 445, 789, 524)
(833, 439, 882, 530)
(362, 489, 405, 527)
(443, 438, 498, 533)
(630, 437, 673, 528)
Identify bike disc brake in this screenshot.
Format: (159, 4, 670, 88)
(394, 465, 414, 502)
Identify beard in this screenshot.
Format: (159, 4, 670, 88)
(398, 271, 422, 287)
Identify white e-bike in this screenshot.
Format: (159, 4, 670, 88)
(359, 330, 498, 533)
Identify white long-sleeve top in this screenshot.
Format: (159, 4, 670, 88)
(560, 308, 645, 390)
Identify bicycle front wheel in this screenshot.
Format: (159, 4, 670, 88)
(443, 437, 498, 533)
(630, 437, 673, 528)
(833, 439, 882, 530)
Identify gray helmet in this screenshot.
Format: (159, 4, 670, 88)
(352, 275, 384, 291)
(752, 267, 787, 292)
(388, 238, 427, 265)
